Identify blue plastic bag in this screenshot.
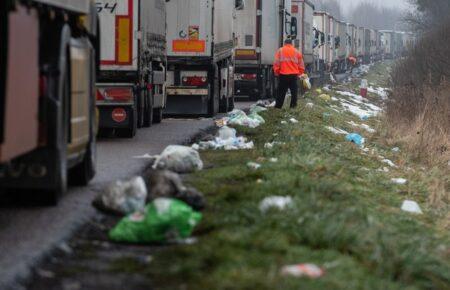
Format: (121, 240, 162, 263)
(346, 133, 365, 147)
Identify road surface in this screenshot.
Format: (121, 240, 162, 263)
(0, 118, 215, 290)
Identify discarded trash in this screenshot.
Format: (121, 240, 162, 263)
(227, 109, 264, 128)
(250, 104, 268, 114)
(318, 94, 331, 101)
(360, 79, 368, 97)
(302, 76, 312, 90)
(217, 126, 237, 140)
(143, 169, 206, 211)
(256, 99, 273, 108)
(289, 118, 299, 124)
(315, 88, 322, 94)
(247, 162, 261, 170)
(346, 133, 365, 147)
(153, 145, 203, 173)
(401, 200, 423, 214)
(392, 147, 400, 153)
(281, 121, 287, 125)
(306, 102, 314, 109)
(195, 136, 254, 151)
(360, 115, 369, 121)
(326, 127, 349, 135)
(264, 141, 285, 149)
(269, 158, 279, 163)
(392, 178, 408, 185)
(281, 264, 325, 279)
(368, 86, 388, 99)
(382, 159, 397, 168)
(347, 121, 375, 133)
(93, 177, 147, 215)
(215, 118, 227, 127)
(259, 196, 293, 212)
(109, 198, 202, 243)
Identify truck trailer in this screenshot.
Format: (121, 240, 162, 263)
(233, 0, 293, 100)
(291, 0, 315, 74)
(164, 0, 237, 115)
(1, 0, 98, 204)
(96, 0, 166, 138)
(335, 20, 347, 73)
(313, 12, 334, 72)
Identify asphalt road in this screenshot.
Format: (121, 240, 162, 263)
(0, 117, 215, 290)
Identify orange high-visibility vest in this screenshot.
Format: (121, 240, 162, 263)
(273, 44, 305, 76)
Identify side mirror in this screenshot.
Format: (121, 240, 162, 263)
(235, 0, 245, 10)
(291, 17, 298, 39)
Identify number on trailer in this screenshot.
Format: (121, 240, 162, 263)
(96, 2, 118, 13)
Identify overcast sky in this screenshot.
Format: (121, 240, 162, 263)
(339, 0, 410, 11)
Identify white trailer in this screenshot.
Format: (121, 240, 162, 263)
(291, 0, 315, 71)
(96, 0, 166, 138)
(335, 20, 347, 73)
(357, 27, 365, 62)
(233, 0, 293, 100)
(164, 0, 236, 115)
(314, 12, 333, 71)
(1, 0, 98, 203)
(380, 30, 395, 59)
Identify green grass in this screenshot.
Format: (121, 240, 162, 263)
(144, 63, 450, 290)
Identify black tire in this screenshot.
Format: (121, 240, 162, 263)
(69, 137, 96, 186)
(42, 51, 70, 205)
(153, 107, 163, 123)
(143, 90, 153, 127)
(219, 96, 229, 113)
(116, 106, 137, 138)
(137, 89, 144, 129)
(228, 96, 235, 111)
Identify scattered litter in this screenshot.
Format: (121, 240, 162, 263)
(347, 121, 375, 133)
(264, 141, 285, 149)
(153, 145, 203, 173)
(215, 118, 227, 127)
(259, 196, 293, 212)
(289, 118, 299, 124)
(315, 88, 322, 94)
(281, 121, 287, 125)
(281, 264, 325, 279)
(93, 176, 147, 215)
(256, 99, 274, 108)
(377, 167, 390, 173)
(392, 178, 408, 185)
(217, 126, 236, 140)
(247, 162, 261, 170)
(326, 127, 349, 135)
(250, 104, 268, 114)
(305, 102, 314, 108)
(256, 179, 264, 184)
(318, 94, 331, 101)
(382, 159, 397, 168)
(195, 133, 255, 151)
(227, 109, 264, 128)
(392, 147, 400, 153)
(322, 86, 331, 92)
(269, 158, 279, 163)
(109, 198, 202, 243)
(401, 200, 423, 214)
(143, 169, 206, 211)
(361, 115, 369, 121)
(302, 76, 312, 90)
(346, 133, 365, 147)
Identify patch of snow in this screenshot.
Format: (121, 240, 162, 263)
(326, 126, 349, 135)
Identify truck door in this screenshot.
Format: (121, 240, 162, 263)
(166, 0, 212, 57)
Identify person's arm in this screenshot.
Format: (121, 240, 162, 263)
(273, 50, 281, 76)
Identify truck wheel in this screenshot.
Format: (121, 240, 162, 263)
(143, 90, 153, 127)
(219, 96, 229, 113)
(228, 96, 235, 111)
(153, 107, 163, 123)
(69, 136, 96, 186)
(116, 106, 137, 138)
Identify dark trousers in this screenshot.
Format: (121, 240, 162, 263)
(275, 74, 298, 109)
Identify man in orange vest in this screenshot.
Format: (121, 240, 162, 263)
(273, 39, 305, 109)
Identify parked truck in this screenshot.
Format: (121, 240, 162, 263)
(291, 0, 315, 75)
(164, 0, 237, 115)
(96, 0, 166, 138)
(335, 20, 347, 73)
(0, 0, 98, 204)
(233, 0, 293, 100)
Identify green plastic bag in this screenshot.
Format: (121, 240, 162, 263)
(109, 198, 202, 243)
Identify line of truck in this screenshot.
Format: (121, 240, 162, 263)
(1, 0, 415, 204)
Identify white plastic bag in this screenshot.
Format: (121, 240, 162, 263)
(153, 145, 203, 173)
(259, 196, 293, 212)
(217, 126, 237, 140)
(94, 176, 147, 215)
